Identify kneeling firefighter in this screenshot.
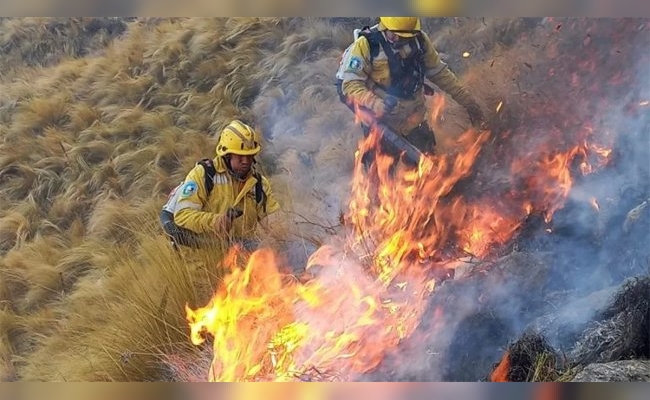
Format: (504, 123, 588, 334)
(160, 120, 280, 251)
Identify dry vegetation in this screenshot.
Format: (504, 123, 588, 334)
(1, 17, 639, 382)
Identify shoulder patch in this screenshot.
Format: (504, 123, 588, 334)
(347, 56, 363, 72)
(180, 181, 198, 197)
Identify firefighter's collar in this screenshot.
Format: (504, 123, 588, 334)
(215, 156, 257, 182)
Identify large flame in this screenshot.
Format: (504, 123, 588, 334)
(186, 242, 433, 382)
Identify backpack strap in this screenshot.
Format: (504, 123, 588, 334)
(197, 158, 217, 196)
(336, 26, 382, 109)
(367, 30, 427, 98)
(358, 26, 381, 61)
(198, 158, 267, 212)
(253, 172, 267, 213)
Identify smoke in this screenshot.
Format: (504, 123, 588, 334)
(250, 18, 364, 268)
(233, 18, 648, 381)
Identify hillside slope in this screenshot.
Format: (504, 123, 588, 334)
(0, 17, 647, 382)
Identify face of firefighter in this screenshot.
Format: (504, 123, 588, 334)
(228, 154, 254, 179)
(385, 30, 415, 50)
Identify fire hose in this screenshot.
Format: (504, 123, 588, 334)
(336, 82, 433, 167)
(368, 95, 426, 167)
(373, 122, 424, 167)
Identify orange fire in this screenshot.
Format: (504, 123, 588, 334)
(186, 93, 613, 382)
(489, 351, 511, 382)
(510, 125, 612, 223)
(186, 243, 432, 382)
(427, 93, 446, 125)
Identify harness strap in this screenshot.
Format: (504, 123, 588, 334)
(361, 30, 426, 98)
(198, 158, 267, 210)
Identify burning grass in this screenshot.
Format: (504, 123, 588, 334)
(489, 331, 560, 382)
(0, 17, 648, 381)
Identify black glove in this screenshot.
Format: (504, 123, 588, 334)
(464, 101, 485, 127)
(226, 208, 243, 219)
(423, 84, 435, 96)
(383, 95, 399, 114)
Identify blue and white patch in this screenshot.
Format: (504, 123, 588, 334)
(347, 56, 362, 72)
(180, 181, 198, 197)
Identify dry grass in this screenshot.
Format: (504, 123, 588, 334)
(14, 210, 229, 381)
(528, 352, 584, 382)
(0, 18, 132, 81)
(1, 17, 641, 381)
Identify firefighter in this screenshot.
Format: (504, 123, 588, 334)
(335, 17, 485, 156)
(160, 119, 280, 251)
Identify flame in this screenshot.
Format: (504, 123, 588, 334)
(348, 125, 499, 281)
(509, 124, 612, 223)
(186, 57, 616, 381)
(489, 351, 511, 382)
(427, 93, 446, 125)
(589, 143, 612, 160)
(186, 244, 427, 382)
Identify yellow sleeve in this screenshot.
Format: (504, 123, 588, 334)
(421, 31, 475, 106)
(173, 165, 218, 233)
(258, 175, 280, 218)
(337, 37, 383, 110)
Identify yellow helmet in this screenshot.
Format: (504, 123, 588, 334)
(216, 120, 261, 157)
(379, 17, 421, 37)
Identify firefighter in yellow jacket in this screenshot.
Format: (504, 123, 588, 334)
(160, 120, 280, 250)
(335, 17, 484, 155)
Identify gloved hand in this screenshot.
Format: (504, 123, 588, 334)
(423, 83, 435, 96)
(464, 101, 485, 127)
(445, 82, 485, 127)
(226, 208, 243, 219)
(369, 95, 399, 117)
(213, 208, 243, 234)
(383, 95, 399, 114)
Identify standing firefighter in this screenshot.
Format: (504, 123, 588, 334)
(160, 120, 280, 251)
(336, 17, 485, 159)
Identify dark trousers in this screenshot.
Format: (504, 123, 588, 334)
(159, 210, 260, 252)
(159, 210, 203, 249)
(404, 122, 436, 155)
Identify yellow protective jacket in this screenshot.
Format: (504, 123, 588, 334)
(167, 157, 280, 240)
(336, 27, 475, 135)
